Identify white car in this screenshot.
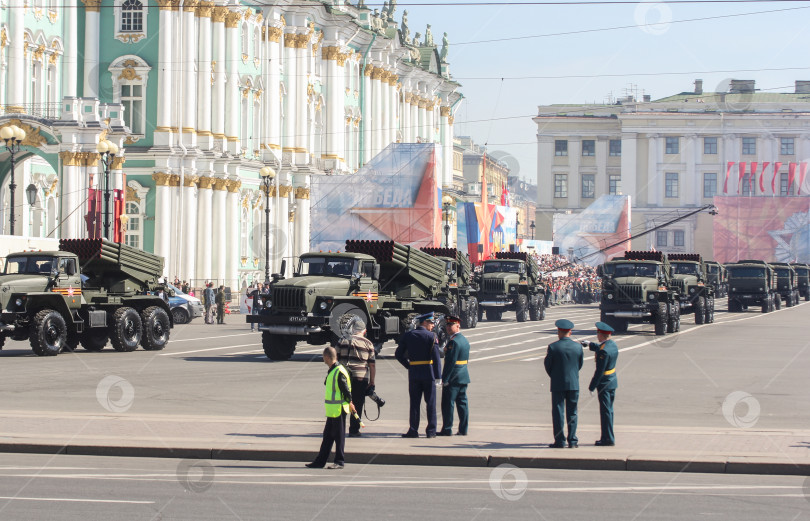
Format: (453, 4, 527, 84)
(167, 283, 204, 324)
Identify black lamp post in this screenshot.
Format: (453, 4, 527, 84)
(516, 216, 521, 240)
(260, 166, 276, 284)
(442, 195, 453, 248)
(530, 220, 535, 240)
(96, 139, 119, 240)
(1, 125, 26, 235)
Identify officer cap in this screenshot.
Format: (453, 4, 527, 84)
(595, 321, 615, 334)
(555, 319, 574, 331)
(417, 312, 435, 322)
(445, 315, 461, 325)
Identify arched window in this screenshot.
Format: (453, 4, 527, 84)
(253, 27, 261, 59)
(241, 94, 249, 153)
(109, 56, 151, 136)
(121, 0, 143, 33)
(253, 98, 261, 156)
(240, 206, 249, 258)
(241, 23, 249, 57)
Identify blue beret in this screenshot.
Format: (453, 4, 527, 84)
(555, 319, 574, 330)
(595, 321, 615, 333)
(417, 312, 435, 322)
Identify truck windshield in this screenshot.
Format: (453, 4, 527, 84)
(795, 268, 809, 276)
(774, 269, 790, 278)
(728, 267, 765, 278)
(4, 256, 56, 275)
(707, 265, 719, 274)
(612, 263, 659, 278)
(299, 257, 356, 277)
(671, 263, 701, 276)
(483, 261, 521, 274)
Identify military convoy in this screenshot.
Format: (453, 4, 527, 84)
(726, 260, 780, 313)
(791, 263, 810, 302)
(771, 262, 801, 307)
(705, 261, 728, 297)
(0, 238, 172, 356)
(248, 240, 452, 360)
(476, 252, 545, 322)
(598, 251, 679, 335)
(668, 253, 715, 324)
(420, 247, 479, 329)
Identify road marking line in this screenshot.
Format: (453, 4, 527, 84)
(0, 496, 154, 504)
(160, 343, 258, 356)
(170, 333, 257, 343)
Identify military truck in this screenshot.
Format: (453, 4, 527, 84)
(248, 240, 450, 360)
(598, 251, 679, 335)
(420, 247, 479, 329)
(0, 238, 172, 356)
(790, 262, 810, 302)
(705, 261, 728, 297)
(476, 252, 545, 322)
(771, 262, 801, 307)
(726, 260, 779, 313)
(668, 253, 715, 325)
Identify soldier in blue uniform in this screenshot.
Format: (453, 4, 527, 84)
(438, 316, 470, 436)
(544, 318, 584, 448)
(395, 312, 443, 438)
(584, 321, 619, 446)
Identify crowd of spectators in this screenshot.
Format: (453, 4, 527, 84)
(532, 254, 601, 306)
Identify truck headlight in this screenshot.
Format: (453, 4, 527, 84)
(648, 294, 657, 301)
(320, 301, 328, 310)
(606, 294, 614, 300)
(509, 285, 516, 292)
(689, 288, 695, 294)
(15, 298, 23, 307)
(265, 300, 272, 308)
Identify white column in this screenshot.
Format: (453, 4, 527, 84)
(294, 185, 310, 256)
(7, 0, 25, 108)
(183, 177, 198, 281)
(225, 10, 241, 155)
(82, 7, 100, 98)
(295, 37, 308, 157)
(225, 181, 240, 289)
(212, 179, 227, 282)
(152, 173, 173, 278)
(283, 32, 297, 157)
(390, 80, 399, 143)
(647, 135, 660, 205)
(211, 9, 226, 145)
(440, 107, 451, 187)
(266, 26, 282, 153)
(685, 135, 697, 204)
(418, 98, 427, 143)
(276, 185, 290, 273)
(324, 47, 340, 159)
(156, 3, 174, 143)
(371, 67, 382, 155)
(595, 137, 608, 197)
(182, 3, 197, 143)
(196, 177, 213, 281)
(333, 54, 346, 162)
(411, 98, 419, 143)
(381, 71, 390, 147)
(59, 154, 77, 238)
(620, 133, 637, 203)
(61, 0, 78, 97)
(361, 65, 372, 164)
(567, 138, 581, 209)
(537, 137, 554, 208)
(403, 92, 412, 143)
(196, 3, 213, 148)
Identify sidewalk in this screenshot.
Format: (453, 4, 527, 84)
(1, 410, 808, 475)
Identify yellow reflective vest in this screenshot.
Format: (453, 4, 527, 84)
(324, 364, 352, 417)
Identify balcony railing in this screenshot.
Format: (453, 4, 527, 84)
(0, 103, 62, 120)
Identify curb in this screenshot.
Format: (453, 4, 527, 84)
(0, 442, 807, 476)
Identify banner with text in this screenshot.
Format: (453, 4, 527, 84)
(552, 195, 631, 266)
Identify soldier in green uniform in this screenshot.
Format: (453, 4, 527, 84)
(583, 321, 618, 446)
(544, 318, 584, 448)
(438, 316, 470, 436)
(215, 285, 226, 324)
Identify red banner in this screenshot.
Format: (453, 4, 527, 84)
(737, 162, 746, 193)
(724, 162, 735, 194)
(749, 162, 758, 193)
(799, 162, 808, 195)
(759, 161, 769, 193)
(772, 162, 783, 194)
(788, 163, 797, 193)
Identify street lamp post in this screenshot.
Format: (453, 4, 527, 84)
(516, 216, 521, 241)
(530, 220, 535, 240)
(442, 195, 453, 248)
(1, 125, 27, 235)
(260, 166, 276, 284)
(96, 139, 119, 240)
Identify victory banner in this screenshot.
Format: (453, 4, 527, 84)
(713, 197, 810, 263)
(456, 202, 518, 264)
(552, 195, 631, 266)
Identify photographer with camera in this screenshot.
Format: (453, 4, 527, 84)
(336, 318, 376, 437)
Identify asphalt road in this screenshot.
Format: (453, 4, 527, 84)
(0, 453, 808, 521)
(0, 298, 809, 432)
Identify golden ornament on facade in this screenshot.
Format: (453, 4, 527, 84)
(47, 10, 58, 23)
(254, 89, 263, 101)
(448, 116, 455, 125)
(196, 1, 213, 17)
(226, 179, 242, 193)
(242, 87, 250, 99)
(170, 0, 181, 11)
(48, 52, 59, 65)
(111, 156, 127, 170)
(183, 0, 199, 12)
(124, 135, 140, 145)
(33, 44, 45, 61)
(80, 0, 101, 11)
(0, 28, 7, 48)
(211, 6, 227, 22)
(322, 46, 337, 61)
(260, 184, 277, 196)
(44, 178, 59, 198)
(279, 15, 287, 27)
(371, 67, 383, 80)
(364, 64, 373, 77)
(294, 187, 310, 200)
(255, 13, 263, 24)
(267, 27, 282, 42)
(278, 185, 293, 197)
(3, 120, 47, 148)
(125, 185, 139, 203)
(336, 52, 348, 67)
(440, 106, 451, 117)
(118, 67, 142, 81)
(156, 0, 172, 10)
(197, 176, 214, 190)
(224, 11, 241, 28)
(212, 178, 228, 191)
(152, 172, 172, 186)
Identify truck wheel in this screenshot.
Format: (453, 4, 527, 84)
(373, 342, 384, 356)
(516, 295, 529, 322)
(478, 306, 484, 322)
(141, 307, 171, 351)
(706, 297, 715, 323)
(461, 298, 477, 329)
(762, 297, 771, 313)
(110, 307, 143, 352)
(0, 335, 4, 350)
(774, 295, 781, 310)
(171, 307, 189, 325)
(695, 297, 706, 324)
(65, 329, 80, 352)
(654, 302, 667, 336)
(263, 332, 296, 360)
(486, 309, 501, 321)
(667, 302, 680, 333)
(80, 329, 109, 351)
(615, 319, 629, 333)
(29, 309, 67, 356)
(806, 292, 809, 302)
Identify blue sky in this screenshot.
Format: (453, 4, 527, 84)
(392, 0, 810, 182)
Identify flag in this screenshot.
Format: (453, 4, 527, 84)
(724, 162, 735, 193)
(500, 182, 509, 207)
(772, 162, 782, 195)
(749, 162, 757, 193)
(788, 163, 797, 194)
(737, 162, 746, 193)
(759, 162, 769, 194)
(799, 162, 808, 195)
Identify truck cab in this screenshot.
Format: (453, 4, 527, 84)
(668, 254, 715, 324)
(726, 260, 778, 313)
(790, 262, 810, 302)
(477, 252, 544, 322)
(771, 262, 801, 307)
(704, 261, 728, 297)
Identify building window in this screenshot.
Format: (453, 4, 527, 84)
(609, 140, 621, 156)
(741, 174, 753, 196)
(554, 140, 568, 156)
(780, 137, 794, 155)
(609, 174, 621, 195)
(124, 201, 141, 249)
(581, 140, 595, 156)
(120, 83, 144, 135)
(241, 23, 249, 56)
(742, 137, 756, 155)
(554, 174, 567, 198)
(665, 172, 679, 198)
(780, 173, 795, 196)
(703, 173, 717, 198)
(581, 174, 595, 198)
(665, 137, 679, 154)
(673, 230, 685, 247)
(656, 230, 667, 247)
(120, 0, 143, 32)
(704, 137, 717, 155)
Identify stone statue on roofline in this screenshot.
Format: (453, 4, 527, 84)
(357, 0, 367, 8)
(414, 32, 422, 46)
(424, 24, 434, 47)
(401, 10, 410, 43)
(440, 32, 449, 62)
(388, 0, 397, 21)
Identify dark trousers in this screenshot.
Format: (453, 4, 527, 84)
(349, 377, 368, 434)
(216, 305, 225, 324)
(440, 384, 469, 435)
(597, 389, 616, 444)
(407, 379, 437, 436)
(551, 390, 579, 445)
(312, 412, 346, 466)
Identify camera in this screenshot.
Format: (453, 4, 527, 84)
(365, 385, 385, 408)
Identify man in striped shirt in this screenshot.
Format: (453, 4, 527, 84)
(337, 318, 376, 437)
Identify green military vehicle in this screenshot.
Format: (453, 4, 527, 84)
(668, 253, 715, 325)
(771, 262, 801, 307)
(0, 238, 172, 356)
(420, 247, 479, 329)
(726, 260, 779, 313)
(476, 252, 545, 322)
(248, 240, 451, 360)
(790, 262, 810, 302)
(598, 251, 679, 335)
(705, 261, 728, 298)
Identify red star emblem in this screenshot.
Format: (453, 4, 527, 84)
(67, 286, 74, 297)
(366, 291, 372, 302)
